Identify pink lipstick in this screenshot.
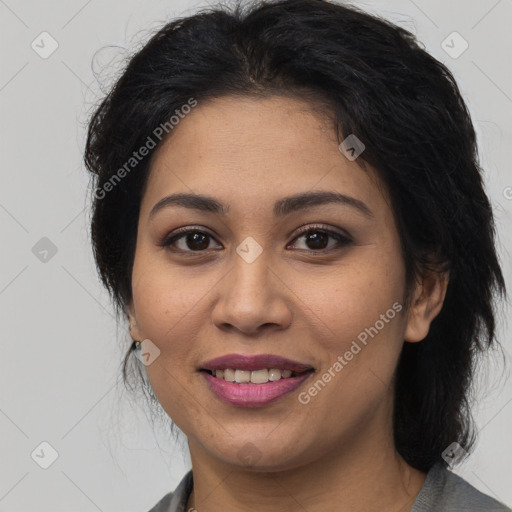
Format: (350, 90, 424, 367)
(199, 353, 314, 407)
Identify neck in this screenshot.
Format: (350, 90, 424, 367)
(185, 414, 426, 512)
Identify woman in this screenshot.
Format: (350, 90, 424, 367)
(84, 0, 510, 510)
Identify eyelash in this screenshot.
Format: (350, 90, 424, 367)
(158, 224, 352, 255)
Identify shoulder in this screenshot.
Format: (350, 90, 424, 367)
(412, 463, 511, 512)
(146, 470, 194, 512)
(146, 491, 174, 512)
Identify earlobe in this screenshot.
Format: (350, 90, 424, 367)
(128, 302, 142, 341)
(404, 270, 450, 343)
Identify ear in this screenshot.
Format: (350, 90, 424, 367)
(128, 301, 143, 341)
(404, 270, 450, 343)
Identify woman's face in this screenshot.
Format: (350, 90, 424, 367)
(129, 95, 439, 471)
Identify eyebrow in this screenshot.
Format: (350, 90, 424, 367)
(149, 190, 373, 220)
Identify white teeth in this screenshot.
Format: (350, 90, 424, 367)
(268, 368, 281, 381)
(211, 368, 298, 383)
(250, 369, 269, 383)
(234, 370, 251, 383)
(223, 369, 235, 382)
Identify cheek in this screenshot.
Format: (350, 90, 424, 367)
(300, 285, 405, 430)
(313, 256, 405, 344)
(131, 262, 213, 426)
(131, 254, 210, 340)
(306, 249, 407, 397)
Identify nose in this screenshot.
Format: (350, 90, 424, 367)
(210, 250, 293, 335)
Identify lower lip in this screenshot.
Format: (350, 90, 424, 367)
(201, 371, 313, 407)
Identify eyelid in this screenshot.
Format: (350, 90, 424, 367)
(159, 223, 352, 252)
(290, 223, 351, 240)
(158, 225, 219, 248)
(287, 223, 352, 250)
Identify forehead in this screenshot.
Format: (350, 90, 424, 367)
(142, 95, 387, 217)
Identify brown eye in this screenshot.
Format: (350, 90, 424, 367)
(160, 228, 221, 252)
(289, 226, 352, 252)
(159, 225, 351, 255)
(183, 232, 210, 250)
(304, 231, 330, 250)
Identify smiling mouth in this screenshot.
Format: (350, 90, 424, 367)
(201, 368, 314, 384)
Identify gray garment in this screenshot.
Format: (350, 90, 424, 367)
(147, 463, 511, 512)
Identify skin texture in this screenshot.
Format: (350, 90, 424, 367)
(129, 95, 449, 512)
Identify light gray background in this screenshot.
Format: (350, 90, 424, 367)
(1, 0, 511, 510)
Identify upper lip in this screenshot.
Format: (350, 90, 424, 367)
(200, 353, 314, 373)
